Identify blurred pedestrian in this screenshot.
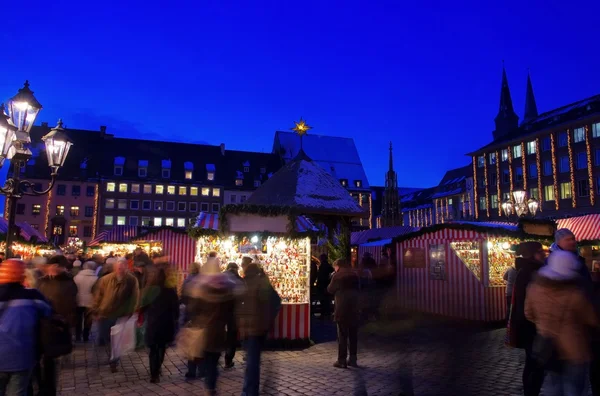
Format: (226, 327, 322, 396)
(73, 261, 98, 343)
(504, 264, 517, 321)
(316, 254, 334, 319)
(224, 262, 242, 368)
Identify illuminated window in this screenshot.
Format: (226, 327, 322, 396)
(593, 123, 600, 138)
(166, 201, 175, 211)
(56, 205, 65, 216)
(118, 199, 128, 209)
(32, 204, 41, 215)
(202, 187, 210, 196)
(69, 226, 78, 236)
(131, 184, 140, 193)
(190, 187, 198, 196)
(574, 127, 585, 143)
(206, 164, 215, 181)
(156, 185, 164, 194)
(143, 184, 152, 194)
(117, 216, 126, 226)
(477, 156, 484, 167)
(177, 218, 186, 227)
(185, 170, 193, 180)
(490, 195, 498, 209)
(179, 186, 187, 195)
(529, 187, 539, 200)
(70, 206, 80, 217)
(104, 215, 114, 226)
(560, 182, 572, 199)
(478, 196, 486, 210)
(153, 217, 163, 227)
(501, 149, 509, 162)
(526, 141, 536, 155)
(340, 179, 348, 187)
(119, 183, 128, 193)
(106, 182, 116, 192)
(235, 179, 243, 186)
(544, 185, 554, 201)
(167, 186, 175, 195)
(141, 217, 151, 226)
(208, 172, 215, 181)
(154, 201, 163, 211)
(105, 199, 115, 209)
(512, 145, 522, 159)
(489, 153, 496, 165)
(212, 188, 220, 197)
(165, 218, 174, 227)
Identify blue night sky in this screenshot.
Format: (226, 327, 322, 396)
(2, 0, 600, 189)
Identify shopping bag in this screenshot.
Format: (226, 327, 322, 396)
(176, 325, 205, 360)
(110, 314, 137, 361)
(135, 312, 146, 350)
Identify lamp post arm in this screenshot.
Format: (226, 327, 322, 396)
(0, 178, 19, 196)
(20, 173, 58, 196)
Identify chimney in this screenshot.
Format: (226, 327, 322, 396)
(100, 125, 107, 135)
(220, 143, 225, 156)
(41, 122, 48, 128)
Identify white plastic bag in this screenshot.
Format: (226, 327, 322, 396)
(110, 314, 137, 361)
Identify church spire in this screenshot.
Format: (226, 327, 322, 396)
(522, 71, 538, 124)
(388, 141, 393, 172)
(493, 65, 519, 140)
(382, 141, 402, 227)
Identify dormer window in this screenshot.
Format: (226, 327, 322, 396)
(243, 161, 250, 173)
(206, 164, 215, 181)
(354, 180, 362, 188)
(162, 160, 171, 179)
(236, 179, 243, 186)
(138, 160, 148, 177)
(254, 180, 261, 187)
(340, 179, 348, 187)
(184, 161, 193, 180)
(114, 157, 125, 176)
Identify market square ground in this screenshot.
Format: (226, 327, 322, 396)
(55, 314, 591, 396)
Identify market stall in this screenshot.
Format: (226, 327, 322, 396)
(133, 226, 196, 273)
(396, 221, 553, 322)
(556, 214, 600, 271)
(88, 225, 159, 256)
(357, 239, 391, 265)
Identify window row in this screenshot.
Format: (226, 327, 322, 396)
(477, 122, 600, 167)
(104, 199, 219, 213)
(62, 225, 93, 238)
(104, 215, 192, 228)
(113, 159, 225, 181)
(340, 179, 363, 188)
(56, 185, 95, 197)
(16, 203, 94, 217)
(106, 182, 220, 197)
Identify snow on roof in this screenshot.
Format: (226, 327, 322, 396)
(450, 221, 518, 231)
(274, 131, 370, 189)
(351, 225, 418, 245)
(431, 188, 464, 199)
(360, 238, 392, 247)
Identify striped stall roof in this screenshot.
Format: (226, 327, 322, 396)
(0, 218, 48, 242)
(397, 228, 505, 322)
(195, 212, 219, 230)
(351, 225, 418, 245)
(134, 228, 196, 272)
(88, 226, 139, 246)
(556, 214, 600, 241)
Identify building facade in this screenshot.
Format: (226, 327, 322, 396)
(469, 68, 600, 220)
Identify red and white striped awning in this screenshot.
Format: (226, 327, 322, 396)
(556, 214, 600, 241)
(194, 212, 219, 230)
(88, 226, 139, 246)
(0, 218, 48, 243)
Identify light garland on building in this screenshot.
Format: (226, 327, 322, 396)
(483, 153, 490, 218)
(462, 193, 466, 219)
(445, 197, 449, 222)
(495, 150, 501, 216)
(567, 129, 576, 208)
(585, 125, 595, 206)
(434, 199, 439, 224)
(507, 146, 514, 195)
(472, 156, 478, 219)
(92, 184, 99, 238)
(428, 207, 432, 226)
(43, 189, 53, 238)
(535, 138, 542, 212)
(521, 142, 527, 191)
(550, 133, 559, 210)
(368, 193, 373, 229)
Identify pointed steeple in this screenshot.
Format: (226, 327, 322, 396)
(522, 71, 538, 124)
(388, 141, 394, 172)
(493, 65, 519, 140)
(382, 141, 401, 226)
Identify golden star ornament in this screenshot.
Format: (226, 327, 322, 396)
(292, 118, 312, 136)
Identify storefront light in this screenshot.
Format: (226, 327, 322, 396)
(251, 236, 259, 243)
(276, 240, 287, 250)
(223, 239, 233, 249)
(501, 242, 510, 250)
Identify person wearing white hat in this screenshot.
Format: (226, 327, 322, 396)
(525, 249, 600, 395)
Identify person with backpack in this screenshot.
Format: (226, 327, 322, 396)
(238, 259, 281, 396)
(0, 259, 51, 396)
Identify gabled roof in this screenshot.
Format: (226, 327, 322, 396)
(244, 151, 365, 217)
(273, 131, 370, 190)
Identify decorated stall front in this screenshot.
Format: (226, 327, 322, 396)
(396, 221, 554, 322)
(88, 225, 160, 256)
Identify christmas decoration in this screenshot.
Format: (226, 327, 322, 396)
(586, 125, 595, 205)
(551, 133, 559, 210)
(507, 145, 514, 195)
(535, 138, 543, 212)
(496, 150, 501, 216)
(484, 153, 490, 218)
(567, 128, 576, 207)
(521, 142, 527, 191)
(451, 241, 481, 281)
(472, 156, 479, 219)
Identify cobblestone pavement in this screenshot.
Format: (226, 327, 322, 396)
(55, 315, 591, 396)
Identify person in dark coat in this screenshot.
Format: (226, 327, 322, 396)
(316, 254, 334, 318)
(224, 262, 242, 369)
(327, 258, 360, 369)
(508, 241, 545, 396)
(37, 255, 78, 396)
(142, 267, 179, 383)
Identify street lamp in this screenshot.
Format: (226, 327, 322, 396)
(501, 190, 539, 218)
(0, 81, 73, 258)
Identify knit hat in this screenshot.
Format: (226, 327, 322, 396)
(516, 241, 543, 258)
(555, 228, 575, 243)
(539, 250, 581, 281)
(0, 259, 26, 284)
(73, 260, 82, 268)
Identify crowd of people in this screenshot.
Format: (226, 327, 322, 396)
(507, 228, 600, 396)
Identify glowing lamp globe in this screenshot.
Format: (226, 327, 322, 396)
(0, 104, 18, 161)
(41, 120, 73, 172)
(7, 81, 43, 133)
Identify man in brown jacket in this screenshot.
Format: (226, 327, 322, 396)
(92, 257, 139, 372)
(328, 258, 360, 368)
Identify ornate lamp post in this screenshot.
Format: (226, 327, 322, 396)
(501, 190, 539, 218)
(0, 81, 73, 258)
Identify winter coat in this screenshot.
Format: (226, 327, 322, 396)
(509, 257, 543, 349)
(237, 264, 275, 338)
(327, 268, 360, 325)
(144, 286, 179, 346)
(0, 283, 51, 371)
(73, 269, 98, 308)
(525, 275, 599, 364)
(92, 272, 139, 319)
(37, 271, 78, 326)
(185, 273, 239, 352)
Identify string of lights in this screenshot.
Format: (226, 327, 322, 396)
(585, 125, 595, 206)
(43, 189, 53, 237)
(483, 153, 490, 218)
(550, 133, 559, 210)
(521, 142, 527, 191)
(92, 184, 99, 238)
(445, 197, 449, 221)
(368, 193, 373, 229)
(535, 138, 542, 212)
(508, 146, 514, 195)
(567, 129, 576, 208)
(462, 193, 467, 218)
(496, 151, 501, 216)
(472, 156, 478, 219)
